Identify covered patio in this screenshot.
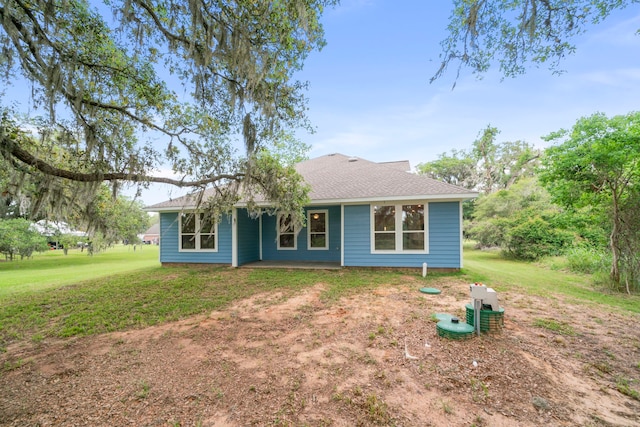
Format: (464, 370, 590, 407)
(240, 260, 342, 270)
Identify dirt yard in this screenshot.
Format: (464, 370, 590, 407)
(1, 275, 639, 426)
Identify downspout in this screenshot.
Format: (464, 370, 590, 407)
(459, 200, 464, 269)
(340, 204, 345, 267)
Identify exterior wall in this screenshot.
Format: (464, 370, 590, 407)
(261, 205, 341, 262)
(159, 212, 232, 264)
(343, 202, 461, 268)
(158, 201, 462, 268)
(237, 209, 260, 265)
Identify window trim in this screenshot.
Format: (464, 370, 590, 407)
(178, 212, 218, 252)
(370, 202, 429, 254)
(277, 212, 297, 250)
(307, 209, 329, 250)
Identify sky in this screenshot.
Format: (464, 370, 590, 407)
(145, 1, 640, 205)
(298, 1, 640, 166)
(4, 1, 640, 207)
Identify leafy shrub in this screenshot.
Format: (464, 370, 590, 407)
(565, 247, 611, 275)
(467, 218, 510, 248)
(504, 217, 573, 260)
(0, 219, 49, 260)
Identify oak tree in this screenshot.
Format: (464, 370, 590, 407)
(0, 0, 334, 224)
(434, 0, 639, 82)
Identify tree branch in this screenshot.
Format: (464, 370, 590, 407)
(1, 136, 244, 187)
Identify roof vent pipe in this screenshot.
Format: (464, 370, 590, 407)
(348, 157, 358, 162)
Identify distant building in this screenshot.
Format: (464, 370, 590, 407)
(142, 223, 160, 245)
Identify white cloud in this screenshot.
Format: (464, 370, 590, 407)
(588, 13, 640, 46)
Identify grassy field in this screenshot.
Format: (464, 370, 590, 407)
(1, 244, 638, 348)
(463, 244, 640, 314)
(0, 244, 160, 296)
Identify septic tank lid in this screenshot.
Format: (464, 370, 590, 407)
(420, 287, 441, 295)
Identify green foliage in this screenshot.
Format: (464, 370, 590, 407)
(417, 126, 540, 195)
(463, 243, 640, 314)
(80, 186, 150, 245)
(533, 319, 576, 336)
(468, 217, 509, 248)
(0, 0, 334, 227)
(467, 177, 573, 260)
(616, 377, 640, 401)
(0, 218, 48, 260)
(0, 259, 424, 345)
(504, 216, 573, 261)
(434, 0, 636, 81)
(565, 247, 611, 275)
(416, 149, 477, 189)
(540, 112, 640, 290)
(262, 130, 311, 167)
(540, 112, 640, 211)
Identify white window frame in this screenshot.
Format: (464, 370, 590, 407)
(277, 212, 297, 250)
(307, 209, 329, 250)
(370, 202, 429, 253)
(179, 212, 218, 252)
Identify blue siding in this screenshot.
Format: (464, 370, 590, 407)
(261, 205, 341, 262)
(159, 212, 232, 264)
(343, 202, 461, 268)
(237, 209, 260, 265)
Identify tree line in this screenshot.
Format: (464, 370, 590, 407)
(0, 186, 150, 260)
(417, 112, 640, 294)
(1, 1, 637, 287)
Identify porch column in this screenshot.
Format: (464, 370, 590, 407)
(232, 207, 238, 267)
(259, 213, 263, 261)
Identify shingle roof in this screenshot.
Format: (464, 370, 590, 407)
(297, 153, 476, 202)
(146, 153, 477, 210)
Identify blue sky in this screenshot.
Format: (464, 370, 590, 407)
(298, 1, 640, 169)
(147, 1, 640, 205)
(3, 1, 640, 206)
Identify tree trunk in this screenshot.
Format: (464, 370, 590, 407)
(610, 194, 621, 285)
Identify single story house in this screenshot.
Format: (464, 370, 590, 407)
(145, 153, 477, 269)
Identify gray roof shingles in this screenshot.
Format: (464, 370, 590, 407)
(146, 153, 477, 210)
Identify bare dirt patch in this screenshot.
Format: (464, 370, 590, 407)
(1, 277, 639, 426)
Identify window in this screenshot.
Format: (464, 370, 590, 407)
(277, 213, 297, 250)
(371, 203, 427, 252)
(308, 210, 328, 250)
(179, 213, 217, 251)
(373, 205, 396, 250)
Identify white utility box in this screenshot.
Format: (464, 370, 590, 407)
(470, 283, 487, 299)
(483, 288, 499, 311)
(469, 283, 500, 311)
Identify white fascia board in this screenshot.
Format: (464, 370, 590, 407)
(147, 192, 479, 212)
(304, 193, 479, 206)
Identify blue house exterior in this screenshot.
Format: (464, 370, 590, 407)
(147, 154, 477, 269)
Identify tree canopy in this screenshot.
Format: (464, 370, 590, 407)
(417, 125, 541, 194)
(433, 0, 639, 82)
(540, 112, 640, 292)
(0, 0, 334, 222)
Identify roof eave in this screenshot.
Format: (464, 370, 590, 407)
(304, 193, 479, 205)
(145, 192, 479, 212)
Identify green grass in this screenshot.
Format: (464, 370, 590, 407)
(532, 318, 576, 336)
(0, 244, 160, 296)
(2, 243, 639, 348)
(462, 243, 640, 314)
(0, 256, 416, 346)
